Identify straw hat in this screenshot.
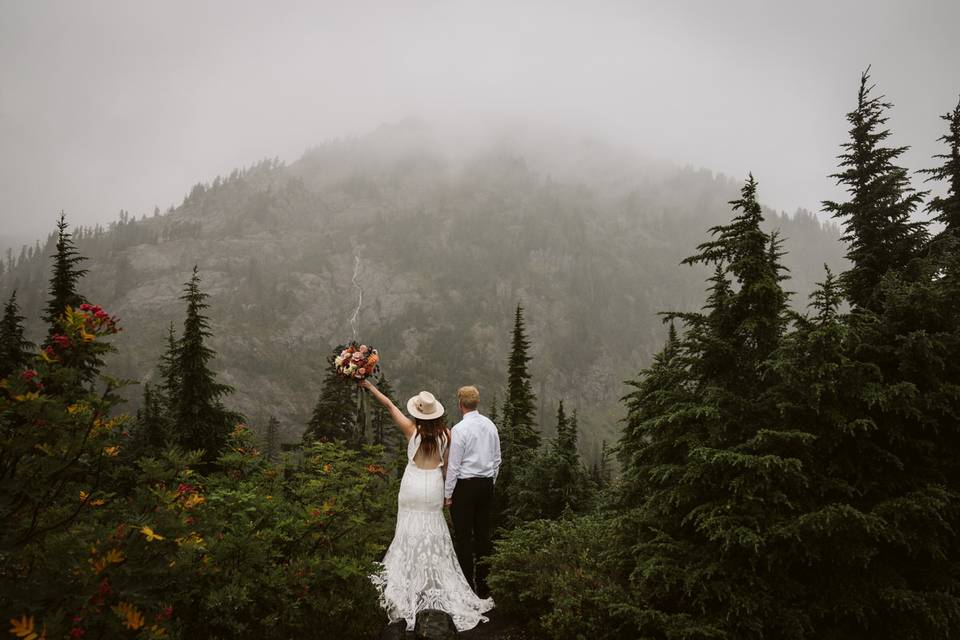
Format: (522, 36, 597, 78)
(407, 391, 445, 420)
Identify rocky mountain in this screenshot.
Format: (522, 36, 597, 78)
(0, 121, 846, 460)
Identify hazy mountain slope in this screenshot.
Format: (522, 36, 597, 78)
(0, 124, 846, 459)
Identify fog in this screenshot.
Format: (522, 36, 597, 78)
(1, 0, 958, 243)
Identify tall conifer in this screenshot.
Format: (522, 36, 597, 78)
(503, 304, 538, 452)
(172, 266, 242, 462)
(0, 291, 33, 379)
(921, 95, 960, 254)
(822, 68, 928, 312)
(304, 360, 358, 444)
(263, 415, 280, 462)
(43, 212, 87, 338)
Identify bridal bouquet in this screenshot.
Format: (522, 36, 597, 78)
(333, 342, 380, 380)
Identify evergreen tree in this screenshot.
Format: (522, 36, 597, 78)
(131, 382, 169, 455)
(0, 291, 33, 379)
(613, 175, 809, 638)
(172, 266, 242, 462)
(502, 304, 539, 453)
(494, 304, 540, 526)
(370, 373, 406, 476)
(488, 392, 499, 426)
(263, 415, 280, 462)
(43, 211, 88, 338)
(921, 95, 960, 252)
(158, 322, 179, 409)
(304, 359, 359, 444)
(511, 400, 594, 523)
(822, 68, 929, 313)
(554, 400, 577, 465)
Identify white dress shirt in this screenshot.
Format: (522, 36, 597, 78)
(444, 410, 501, 499)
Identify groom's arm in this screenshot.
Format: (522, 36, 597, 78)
(444, 428, 465, 503)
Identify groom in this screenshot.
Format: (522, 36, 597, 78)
(444, 385, 501, 598)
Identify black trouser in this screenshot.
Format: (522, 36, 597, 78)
(450, 476, 494, 595)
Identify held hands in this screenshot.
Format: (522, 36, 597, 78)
(444, 497, 453, 508)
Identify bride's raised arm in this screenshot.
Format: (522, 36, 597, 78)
(360, 379, 416, 439)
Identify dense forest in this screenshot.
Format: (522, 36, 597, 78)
(0, 118, 845, 467)
(2, 69, 958, 638)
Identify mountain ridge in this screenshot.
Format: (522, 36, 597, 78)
(0, 123, 846, 459)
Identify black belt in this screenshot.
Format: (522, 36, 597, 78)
(457, 476, 494, 482)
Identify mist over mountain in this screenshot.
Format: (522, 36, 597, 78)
(0, 122, 845, 457)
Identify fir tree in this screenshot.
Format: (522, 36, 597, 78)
(0, 291, 33, 379)
(554, 400, 578, 465)
(921, 95, 960, 257)
(370, 373, 406, 476)
(822, 68, 929, 313)
(131, 382, 169, 455)
(172, 266, 242, 462)
(488, 392, 499, 426)
(511, 400, 594, 523)
(263, 415, 280, 462)
(43, 211, 88, 338)
(614, 175, 808, 638)
(158, 322, 179, 410)
(304, 359, 358, 444)
(502, 304, 539, 453)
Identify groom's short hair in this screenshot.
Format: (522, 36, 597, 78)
(457, 386, 480, 410)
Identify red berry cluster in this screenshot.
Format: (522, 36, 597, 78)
(78, 303, 122, 335)
(177, 482, 197, 495)
(19, 368, 44, 391)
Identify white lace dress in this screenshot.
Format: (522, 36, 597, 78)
(370, 432, 495, 631)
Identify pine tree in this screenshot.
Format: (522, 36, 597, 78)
(172, 266, 242, 462)
(502, 304, 539, 453)
(304, 360, 359, 444)
(554, 400, 578, 465)
(822, 68, 929, 313)
(370, 373, 406, 476)
(0, 291, 33, 379)
(263, 415, 280, 462)
(511, 400, 594, 523)
(613, 175, 809, 638)
(157, 322, 179, 410)
(921, 95, 960, 255)
(43, 212, 88, 338)
(131, 382, 169, 455)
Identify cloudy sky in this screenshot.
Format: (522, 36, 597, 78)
(1, 0, 958, 242)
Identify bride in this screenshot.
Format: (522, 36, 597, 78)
(361, 379, 494, 632)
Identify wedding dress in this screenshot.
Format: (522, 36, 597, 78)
(370, 432, 495, 631)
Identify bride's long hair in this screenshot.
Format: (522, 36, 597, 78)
(415, 416, 449, 460)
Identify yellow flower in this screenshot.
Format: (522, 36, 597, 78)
(112, 602, 145, 630)
(140, 526, 165, 542)
(103, 445, 121, 457)
(9, 614, 45, 639)
(183, 494, 205, 509)
(91, 548, 125, 573)
(79, 491, 105, 507)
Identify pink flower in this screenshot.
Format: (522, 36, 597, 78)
(359, 345, 368, 354)
(21, 369, 38, 381)
(52, 334, 70, 349)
